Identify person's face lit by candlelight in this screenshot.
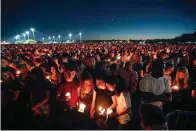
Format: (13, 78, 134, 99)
(178, 72, 186, 80)
(64, 69, 76, 82)
(51, 66, 57, 74)
(96, 78, 106, 90)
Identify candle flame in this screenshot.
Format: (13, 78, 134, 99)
(65, 92, 71, 97)
(16, 70, 21, 75)
(172, 85, 179, 90)
(106, 108, 113, 115)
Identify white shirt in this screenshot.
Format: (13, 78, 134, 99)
(116, 91, 131, 124)
(139, 75, 171, 107)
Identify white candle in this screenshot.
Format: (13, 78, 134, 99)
(98, 106, 105, 115)
(172, 85, 179, 90)
(78, 103, 86, 113)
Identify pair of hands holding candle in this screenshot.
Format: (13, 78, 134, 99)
(98, 106, 114, 117)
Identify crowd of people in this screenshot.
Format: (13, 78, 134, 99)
(1, 43, 196, 130)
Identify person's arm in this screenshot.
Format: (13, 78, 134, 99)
(56, 85, 63, 100)
(191, 90, 196, 100)
(109, 95, 117, 110)
(140, 92, 172, 103)
(13, 90, 20, 101)
(130, 71, 138, 94)
(77, 87, 81, 98)
(140, 70, 144, 78)
(90, 89, 96, 119)
(139, 78, 172, 103)
(32, 90, 50, 110)
(116, 94, 129, 117)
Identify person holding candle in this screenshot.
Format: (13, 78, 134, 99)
(164, 62, 174, 87)
(105, 76, 131, 130)
(139, 59, 172, 109)
(90, 73, 117, 129)
(78, 71, 94, 115)
(16, 64, 29, 85)
(56, 60, 79, 129)
(26, 67, 52, 129)
(172, 67, 195, 110)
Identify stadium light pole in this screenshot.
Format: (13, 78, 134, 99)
(15, 35, 18, 41)
(17, 35, 20, 41)
(48, 36, 51, 42)
(26, 31, 30, 39)
(69, 33, 72, 42)
(58, 35, 61, 42)
(79, 32, 82, 43)
(30, 28, 35, 40)
(23, 33, 26, 40)
(53, 36, 55, 42)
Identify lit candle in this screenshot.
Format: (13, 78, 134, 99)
(65, 92, 71, 97)
(78, 103, 86, 113)
(16, 70, 21, 75)
(106, 108, 113, 115)
(106, 108, 113, 121)
(172, 85, 179, 90)
(46, 75, 51, 81)
(98, 106, 105, 115)
(65, 92, 71, 101)
(117, 56, 121, 60)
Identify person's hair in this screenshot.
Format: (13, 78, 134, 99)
(173, 67, 189, 89)
(165, 62, 174, 71)
(1, 70, 15, 81)
(140, 104, 167, 128)
(151, 59, 165, 78)
(81, 71, 93, 82)
(17, 64, 28, 79)
(50, 64, 60, 74)
(105, 75, 118, 85)
(110, 63, 119, 71)
(80, 71, 93, 90)
(64, 59, 77, 71)
(29, 67, 45, 81)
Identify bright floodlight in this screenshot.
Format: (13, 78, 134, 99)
(58, 35, 61, 38)
(31, 28, 35, 31)
(42, 37, 44, 40)
(23, 33, 26, 36)
(53, 36, 55, 38)
(26, 31, 29, 34)
(79, 32, 82, 35)
(69, 33, 72, 37)
(49, 37, 51, 39)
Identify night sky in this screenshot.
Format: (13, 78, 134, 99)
(2, 0, 196, 41)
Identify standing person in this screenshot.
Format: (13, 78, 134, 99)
(27, 67, 52, 129)
(48, 64, 62, 124)
(16, 64, 29, 85)
(83, 56, 96, 81)
(172, 67, 196, 110)
(90, 73, 117, 129)
(124, 61, 138, 94)
(133, 55, 144, 79)
(1, 70, 23, 129)
(139, 104, 168, 130)
(77, 71, 94, 129)
(139, 60, 172, 109)
(106, 76, 131, 130)
(164, 62, 174, 87)
(78, 71, 94, 116)
(56, 60, 79, 129)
